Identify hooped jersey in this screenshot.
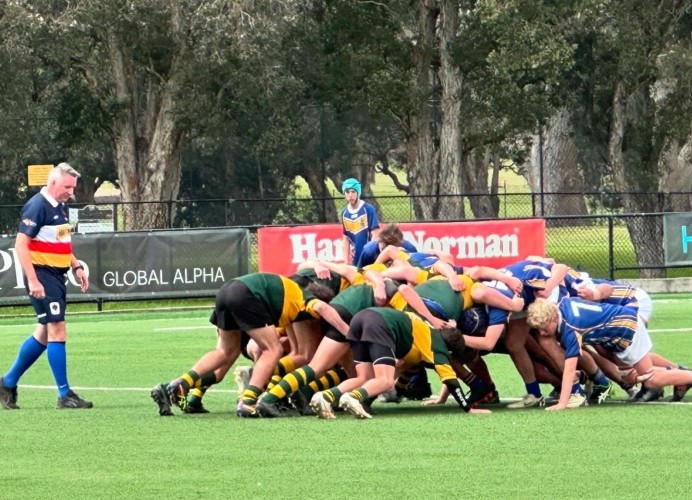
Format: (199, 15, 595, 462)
(368, 307, 457, 383)
(342, 202, 379, 265)
(234, 272, 320, 327)
(403, 275, 479, 322)
(484, 260, 555, 326)
(330, 281, 398, 316)
(592, 278, 639, 309)
(556, 297, 639, 358)
(18, 189, 73, 272)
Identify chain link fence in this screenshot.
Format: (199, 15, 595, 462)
(1, 192, 690, 281)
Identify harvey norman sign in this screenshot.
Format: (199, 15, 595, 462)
(258, 219, 545, 276)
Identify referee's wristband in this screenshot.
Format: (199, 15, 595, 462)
(72, 265, 85, 273)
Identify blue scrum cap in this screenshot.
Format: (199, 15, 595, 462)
(341, 178, 362, 197)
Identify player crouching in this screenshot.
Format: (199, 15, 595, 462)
(526, 297, 692, 410)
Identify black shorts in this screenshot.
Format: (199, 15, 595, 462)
(479, 336, 509, 357)
(209, 280, 273, 331)
(322, 304, 353, 343)
(347, 309, 395, 350)
(29, 267, 67, 324)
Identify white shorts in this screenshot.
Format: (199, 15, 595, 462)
(635, 288, 653, 324)
(615, 318, 653, 366)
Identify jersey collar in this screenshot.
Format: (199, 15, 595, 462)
(40, 187, 60, 207)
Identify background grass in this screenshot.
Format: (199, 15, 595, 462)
(1, 298, 691, 499)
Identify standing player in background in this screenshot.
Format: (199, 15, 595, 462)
(0, 163, 92, 410)
(340, 178, 379, 265)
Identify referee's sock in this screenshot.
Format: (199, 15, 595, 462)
(3, 335, 46, 388)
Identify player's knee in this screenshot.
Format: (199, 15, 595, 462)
(638, 369, 656, 384)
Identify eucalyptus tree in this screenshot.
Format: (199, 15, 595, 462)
(1, 0, 303, 229)
(567, 0, 692, 276)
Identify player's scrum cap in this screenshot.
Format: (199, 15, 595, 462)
(341, 178, 361, 197)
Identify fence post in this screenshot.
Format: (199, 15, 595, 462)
(167, 200, 173, 228)
(608, 216, 615, 280)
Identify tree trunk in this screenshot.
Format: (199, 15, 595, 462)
(608, 82, 664, 278)
(526, 108, 588, 218)
(462, 147, 499, 218)
(108, 31, 184, 230)
(301, 169, 338, 223)
(437, 0, 465, 220)
(406, 0, 440, 221)
(660, 135, 692, 212)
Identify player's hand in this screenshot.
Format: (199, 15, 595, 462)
(576, 287, 595, 300)
(75, 268, 89, 293)
(468, 408, 491, 414)
(422, 396, 447, 406)
(449, 275, 464, 292)
(373, 283, 387, 306)
(28, 279, 45, 299)
(507, 277, 523, 294)
(546, 403, 567, 411)
(511, 295, 525, 312)
(314, 263, 330, 279)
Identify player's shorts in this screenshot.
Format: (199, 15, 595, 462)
(347, 309, 395, 350)
(29, 267, 67, 324)
(615, 318, 652, 366)
(634, 288, 653, 324)
(209, 280, 274, 331)
(347, 311, 397, 365)
(322, 304, 352, 343)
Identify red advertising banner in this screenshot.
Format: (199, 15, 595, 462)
(258, 219, 545, 276)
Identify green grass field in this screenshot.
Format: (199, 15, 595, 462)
(1, 298, 692, 499)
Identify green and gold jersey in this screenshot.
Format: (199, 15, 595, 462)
(369, 307, 457, 382)
(234, 272, 320, 327)
(411, 275, 481, 320)
(295, 268, 352, 295)
(331, 281, 398, 316)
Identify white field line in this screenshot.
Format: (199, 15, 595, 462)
(649, 328, 692, 333)
(153, 325, 211, 332)
(20, 384, 236, 394)
(15, 384, 692, 405)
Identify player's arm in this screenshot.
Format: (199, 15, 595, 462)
(547, 356, 579, 411)
(471, 285, 524, 312)
(379, 265, 424, 285)
(15, 233, 38, 284)
(578, 283, 611, 301)
(463, 323, 504, 351)
(397, 284, 455, 330)
(15, 233, 43, 297)
(439, 374, 489, 414)
(374, 244, 400, 265)
(312, 260, 361, 283)
(542, 263, 569, 296)
(431, 261, 464, 291)
(363, 269, 387, 305)
(70, 254, 89, 293)
(341, 235, 352, 264)
(312, 301, 350, 337)
(465, 266, 522, 295)
(426, 249, 455, 265)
